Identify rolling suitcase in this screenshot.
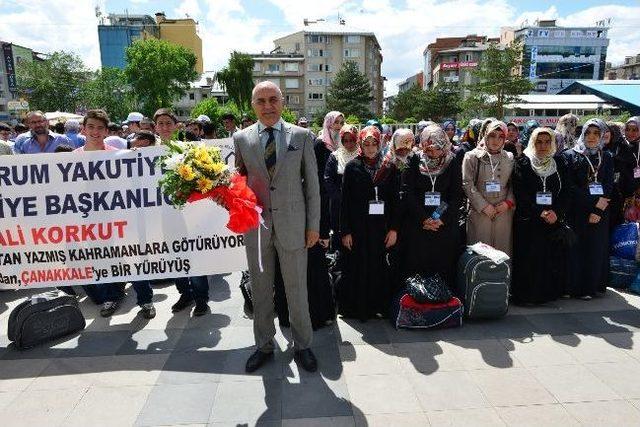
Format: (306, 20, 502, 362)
(8, 290, 85, 349)
(609, 256, 638, 289)
(456, 247, 510, 319)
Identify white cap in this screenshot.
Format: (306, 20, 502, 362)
(125, 112, 144, 123)
(196, 114, 211, 123)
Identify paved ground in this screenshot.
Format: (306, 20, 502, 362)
(2, 273, 640, 426)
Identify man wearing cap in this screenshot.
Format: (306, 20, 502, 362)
(14, 111, 71, 154)
(64, 119, 86, 148)
(222, 113, 240, 137)
(124, 112, 144, 141)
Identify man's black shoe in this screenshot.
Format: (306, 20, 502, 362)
(171, 295, 194, 312)
(294, 348, 318, 372)
(193, 299, 210, 316)
(245, 350, 274, 373)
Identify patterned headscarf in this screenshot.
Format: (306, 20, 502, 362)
(625, 116, 640, 144)
(383, 128, 414, 170)
(443, 120, 456, 135)
(321, 111, 343, 152)
(333, 124, 359, 174)
(524, 127, 557, 178)
(555, 113, 579, 150)
(575, 118, 606, 155)
(419, 124, 454, 177)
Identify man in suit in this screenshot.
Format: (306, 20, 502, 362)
(234, 81, 321, 372)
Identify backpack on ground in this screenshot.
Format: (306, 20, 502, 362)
(456, 246, 510, 319)
(8, 290, 85, 349)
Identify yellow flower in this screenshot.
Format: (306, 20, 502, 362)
(193, 146, 211, 164)
(196, 177, 214, 193)
(176, 163, 196, 181)
(211, 162, 227, 175)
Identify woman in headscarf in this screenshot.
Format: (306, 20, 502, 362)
(624, 116, 639, 146)
(555, 113, 579, 151)
(324, 124, 360, 252)
(401, 124, 463, 286)
(504, 122, 523, 157)
(512, 128, 570, 304)
(337, 126, 401, 320)
(520, 119, 540, 149)
(604, 121, 635, 229)
(443, 119, 457, 144)
(462, 120, 515, 256)
(315, 111, 344, 247)
(562, 118, 614, 299)
(383, 128, 414, 171)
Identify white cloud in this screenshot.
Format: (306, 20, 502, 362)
(174, 0, 202, 19)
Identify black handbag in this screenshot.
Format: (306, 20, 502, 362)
(404, 273, 452, 304)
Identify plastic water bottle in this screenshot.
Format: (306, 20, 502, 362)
(431, 201, 449, 220)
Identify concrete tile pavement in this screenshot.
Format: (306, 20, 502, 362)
(1, 274, 640, 425)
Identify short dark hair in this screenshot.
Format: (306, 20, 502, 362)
(0, 122, 11, 132)
(140, 118, 155, 129)
(53, 122, 65, 134)
(107, 122, 121, 132)
(221, 113, 236, 122)
(83, 109, 110, 128)
(153, 108, 177, 123)
(507, 122, 518, 131)
(14, 124, 28, 133)
(54, 144, 74, 153)
(202, 122, 216, 138)
(133, 130, 156, 145)
(186, 120, 203, 130)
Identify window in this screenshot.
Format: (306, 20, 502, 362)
(535, 62, 595, 79)
(308, 93, 324, 100)
(285, 79, 299, 89)
(286, 95, 300, 104)
(308, 35, 326, 44)
(465, 54, 471, 61)
(308, 78, 325, 86)
(267, 63, 280, 73)
(266, 78, 280, 86)
(189, 93, 195, 100)
(253, 62, 261, 72)
(307, 49, 325, 57)
(345, 35, 361, 44)
(307, 63, 323, 72)
(295, 42, 301, 51)
(284, 62, 298, 72)
(202, 93, 208, 98)
(344, 49, 360, 58)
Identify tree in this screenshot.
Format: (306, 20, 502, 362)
(326, 61, 373, 119)
(391, 84, 461, 122)
(125, 39, 198, 117)
(345, 114, 361, 124)
(391, 85, 424, 122)
(80, 67, 133, 122)
(215, 51, 254, 112)
(16, 51, 91, 112)
(281, 107, 297, 124)
(466, 42, 534, 119)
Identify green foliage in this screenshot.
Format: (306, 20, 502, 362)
(326, 61, 373, 119)
(391, 84, 461, 122)
(281, 107, 297, 124)
(403, 117, 417, 124)
(581, 111, 632, 124)
(80, 67, 133, 122)
(380, 116, 396, 124)
(312, 108, 329, 127)
(125, 38, 198, 117)
(215, 51, 255, 112)
(16, 51, 91, 113)
(345, 114, 361, 124)
(191, 98, 223, 124)
(465, 42, 534, 119)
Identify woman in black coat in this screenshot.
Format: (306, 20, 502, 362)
(604, 121, 635, 229)
(324, 125, 359, 252)
(338, 126, 401, 320)
(314, 111, 345, 245)
(562, 119, 615, 299)
(513, 128, 571, 304)
(401, 124, 462, 287)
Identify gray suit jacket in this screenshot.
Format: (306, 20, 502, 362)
(233, 121, 320, 251)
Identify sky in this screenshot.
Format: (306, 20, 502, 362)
(1, 0, 639, 96)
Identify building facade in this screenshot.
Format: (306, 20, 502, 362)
(398, 72, 424, 93)
(501, 20, 609, 94)
(251, 53, 306, 117)
(272, 22, 383, 117)
(173, 72, 228, 121)
(0, 41, 37, 123)
(98, 11, 203, 72)
(606, 54, 640, 80)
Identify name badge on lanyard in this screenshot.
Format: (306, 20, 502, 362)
(485, 180, 501, 193)
(369, 186, 384, 215)
(589, 182, 604, 195)
(536, 192, 552, 205)
(424, 192, 441, 206)
(634, 167, 640, 179)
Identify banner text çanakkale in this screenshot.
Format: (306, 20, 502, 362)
(0, 141, 247, 289)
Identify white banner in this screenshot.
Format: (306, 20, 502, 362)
(0, 140, 248, 290)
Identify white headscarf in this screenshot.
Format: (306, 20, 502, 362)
(575, 118, 606, 155)
(524, 127, 557, 178)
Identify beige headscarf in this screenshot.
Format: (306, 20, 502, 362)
(524, 127, 557, 178)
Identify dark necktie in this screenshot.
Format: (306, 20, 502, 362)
(264, 127, 276, 178)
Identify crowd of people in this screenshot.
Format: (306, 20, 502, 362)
(2, 89, 639, 372)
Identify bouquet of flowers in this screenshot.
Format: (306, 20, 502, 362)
(158, 141, 260, 234)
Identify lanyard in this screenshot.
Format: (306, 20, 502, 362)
(488, 153, 499, 180)
(584, 151, 602, 182)
(540, 176, 547, 193)
(634, 143, 640, 168)
(424, 164, 438, 192)
(374, 186, 379, 201)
